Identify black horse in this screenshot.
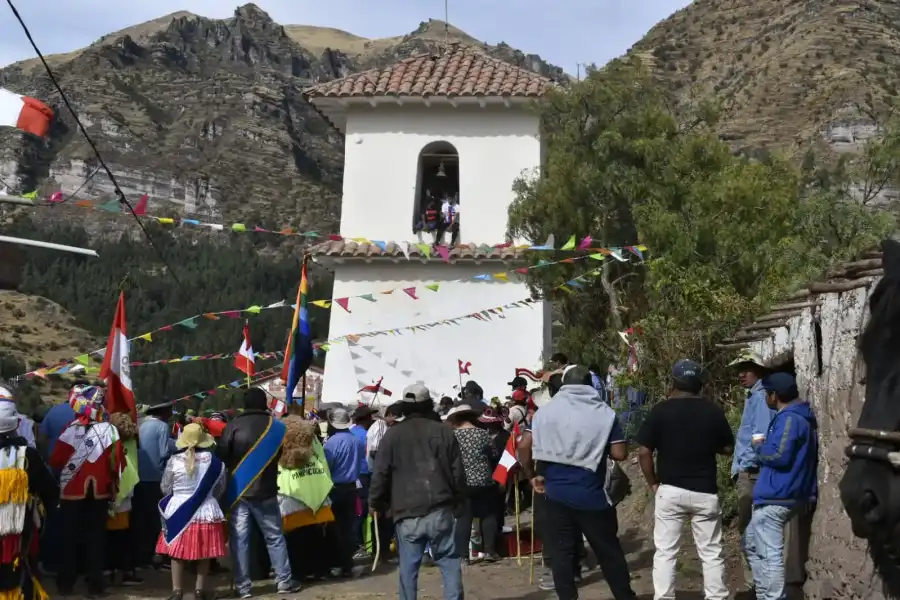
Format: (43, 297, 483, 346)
(841, 238, 900, 598)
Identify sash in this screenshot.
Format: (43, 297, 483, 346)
(224, 417, 286, 511)
(159, 454, 224, 545)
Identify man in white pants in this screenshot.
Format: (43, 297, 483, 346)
(634, 360, 735, 600)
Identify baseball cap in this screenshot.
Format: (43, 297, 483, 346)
(508, 376, 528, 389)
(671, 359, 703, 390)
(402, 383, 432, 403)
(760, 372, 798, 401)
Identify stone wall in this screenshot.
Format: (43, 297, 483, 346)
(741, 283, 881, 600)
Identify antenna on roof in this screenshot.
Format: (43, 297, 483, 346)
(444, 0, 449, 42)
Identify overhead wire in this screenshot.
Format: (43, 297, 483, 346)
(4, 0, 205, 315)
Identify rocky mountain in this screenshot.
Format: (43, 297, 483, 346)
(627, 0, 900, 158)
(0, 4, 565, 232)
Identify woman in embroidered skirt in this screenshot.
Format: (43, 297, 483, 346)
(277, 416, 339, 580)
(156, 423, 227, 600)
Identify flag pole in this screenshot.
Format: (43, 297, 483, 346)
(299, 254, 309, 411)
(514, 477, 522, 565)
(245, 319, 252, 388)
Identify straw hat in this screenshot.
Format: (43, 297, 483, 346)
(176, 423, 215, 449)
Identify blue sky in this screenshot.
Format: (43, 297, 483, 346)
(0, 0, 691, 74)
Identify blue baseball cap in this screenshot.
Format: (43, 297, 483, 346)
(760, 372, 798, 401)
(671, 359, 703, 389)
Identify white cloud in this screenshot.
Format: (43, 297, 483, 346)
(0, 0, 691, 74)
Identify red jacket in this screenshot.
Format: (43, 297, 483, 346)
(49, 422, 123, 501)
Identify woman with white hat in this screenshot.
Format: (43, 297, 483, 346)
(155, 423, 227, 600)
(0, 400, 56, 600)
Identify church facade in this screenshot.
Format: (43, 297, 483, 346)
(304, 45, 553, 404)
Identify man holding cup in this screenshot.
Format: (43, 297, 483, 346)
(729, 351, 775, 590)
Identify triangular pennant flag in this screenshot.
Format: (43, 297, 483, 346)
(372, 240, 387, 252)
(336, 298, 351, 313)
(388, 358, 398, 368)
(349, 351, 362, 360)
(98, 199, 121, 213)
(610, 249, 626, 262)
(403, 287, 419, 300)
(203, 313, 220, 320)
(515, 267, 529, 275)
(560, 235, 576, 251)
(360, 294, 376, 302)
(156, 217, 175, 225)
(435, 245, 450, 262)
(138, 333, 152, 342)
(414, 243, 432, 258)
(178, 317, 198, 329)
(75, 200, 93, 208)
(371, 350, 383, 358)
(353, 365, 367, 375)
(588, 253, 606, 261)
(133, 194, 148, 216)
(472, 274, 491, 281)
(357, 379, 370, 390)
(401, 370, 414, 377)
(362, 346, 375, 352)
(578, 236, 593, 250)
(398, 241, 411, 260)
(311, 300, 332, 308)
(245, 305, 262, 314)
(232, 223, 246, 232)
(493, 272, 509, 281)
(425, 283, 440, 292)
(74, 354, 90, 366)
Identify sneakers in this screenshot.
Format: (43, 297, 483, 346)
(276, 581, 302, 594)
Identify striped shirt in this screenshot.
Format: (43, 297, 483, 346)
(366, 419, 388, 471)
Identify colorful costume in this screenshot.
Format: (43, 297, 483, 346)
(156, 425, 227, 561)
(0, 398, 56, 600)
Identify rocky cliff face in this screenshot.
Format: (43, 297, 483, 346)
(0, 5, 564, 232)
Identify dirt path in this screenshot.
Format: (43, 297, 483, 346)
(103, 520, 742, 600)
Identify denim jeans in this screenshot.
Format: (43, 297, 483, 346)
(229, 497, 293, 595)
(746, 504, 796, 600)
(395, 507, 463, 600)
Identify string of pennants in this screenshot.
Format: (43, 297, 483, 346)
(173, 366, 282, 404)
(14, 243, 645, 379)
(19, 351, 284, 380)
(24, 188, 650, 258)
(348, 337, 418, 394)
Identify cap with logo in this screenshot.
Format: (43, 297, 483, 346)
(671, 359, 703, 389)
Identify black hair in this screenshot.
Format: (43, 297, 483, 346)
(402, 399, 435, 416)
(562, 365, 592, 386)
(439, 396, 454, 407)
(243, 387, 268, 411)
(385, 404, 404, 418)
(672, 378, 702, 395)
(548, 373, 564, 396)
(550, 352, 568, 365)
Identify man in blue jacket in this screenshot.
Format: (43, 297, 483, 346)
(746, 372, 818, 600)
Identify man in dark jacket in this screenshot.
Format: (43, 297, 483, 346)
(218, 388, 299, 598)
(370, 384, 465, 600)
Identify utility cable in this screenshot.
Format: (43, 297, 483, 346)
(5, 0, 205, 315)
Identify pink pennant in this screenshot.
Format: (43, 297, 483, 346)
(494, 241, 513, 248)
(160, 325, 174, 332)
(403, 287, 419, 300)
(254, 226, 270, 233)
(133, 194, 148, 216)
(515, 268, 529, 275)
(578, 236, 592, 250)
(48, 191, 63, 203)
(328, 234, 343, 241)
(221, 310, 241, 319)
(435, 245, 450, 262)
(336, 298, 351, 313)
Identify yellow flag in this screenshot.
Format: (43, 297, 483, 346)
(245, 305, 262, 314)
(311, 300, 331, 308)
(493, 272, 509, 281)
(561, 235, 576, 251)
(157, 217, 175, 225)
(138, 333, 152, 342)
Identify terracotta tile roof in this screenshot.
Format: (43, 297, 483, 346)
(303, 44, 553, 99)
(309, 240, 525, 262)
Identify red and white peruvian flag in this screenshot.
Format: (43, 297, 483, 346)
(269, 397, 287, 418)
(0, 87, 53, 138)
(99, 292, 136, 421)
(234, 322, 256, 376)
(493, 422, 520, 486)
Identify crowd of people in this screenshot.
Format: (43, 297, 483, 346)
(0, 347, 818, 600)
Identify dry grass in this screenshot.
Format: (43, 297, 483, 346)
(0, 290, 96, 368)
(628, 0, 900, 150)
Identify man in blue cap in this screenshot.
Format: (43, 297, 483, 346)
(635, 359, 734, 600)
(746, 372, 818, 600)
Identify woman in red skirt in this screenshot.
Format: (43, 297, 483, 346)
(156, 423, 227, 600)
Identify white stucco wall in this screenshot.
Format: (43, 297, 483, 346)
(339, 104, 541, 245)
(319, 262, 550, 406)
